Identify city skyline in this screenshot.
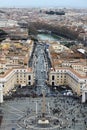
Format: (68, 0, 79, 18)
(0, 0, 87, 8)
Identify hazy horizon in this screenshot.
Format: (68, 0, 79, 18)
(0, 0, 87, 9)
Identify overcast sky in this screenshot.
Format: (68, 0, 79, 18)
(0, 0, 87, 8)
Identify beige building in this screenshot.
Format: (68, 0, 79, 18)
(49, 41, 70, 53)
(49, 68, 87, 96)
(0, 67, 34, 95)
(62, 59, 87, 77)
(0, 38, 35, 101)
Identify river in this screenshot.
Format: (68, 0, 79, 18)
(37, 33, 62, 41)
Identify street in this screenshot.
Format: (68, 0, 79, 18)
(30, 41, 51, 94)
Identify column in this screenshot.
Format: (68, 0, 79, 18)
(82, 91, 86, 103)
(0, 85, 3, 103)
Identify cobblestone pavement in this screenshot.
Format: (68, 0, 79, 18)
(0, 96, 87, 130)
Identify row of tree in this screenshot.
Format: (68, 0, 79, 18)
(0, 22, 81, 42)
(28, 22, 79, 40)
(0, 29, 7, 41)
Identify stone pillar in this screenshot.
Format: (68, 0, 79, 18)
(0, 85, 3, 103)
(82, 91, 86, 103)
(42, 91, 46, 118)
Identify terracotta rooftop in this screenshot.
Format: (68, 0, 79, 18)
(51, 67, 87, 79)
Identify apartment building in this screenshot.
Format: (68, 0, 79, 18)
(50, 41, 70, 53)
(62, 59, 87, 76)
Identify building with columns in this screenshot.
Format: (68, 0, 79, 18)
(0, 67, 34, 97)
(48, 67, 87, 102)
(82, 83, 87, 103)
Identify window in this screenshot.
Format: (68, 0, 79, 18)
(52, 82, 54, 86)
(28, 75, 31, 80)
(64, 80, 66, 83)
(57, 76, 59, 78)
(28, 82, 31, 85)
(52, 75, 54, 80)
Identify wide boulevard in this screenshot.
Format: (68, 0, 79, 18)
(29, 40, 51, 95)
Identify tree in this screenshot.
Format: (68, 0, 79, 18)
(0, 29, 7, 41)
(28, 24, 38, 36)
